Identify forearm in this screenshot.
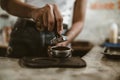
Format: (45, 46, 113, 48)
(0, 0, 36, 18)
(66, 22, 84, 43)
(72, 0, 87, 23)
(66, 0, 87, 43)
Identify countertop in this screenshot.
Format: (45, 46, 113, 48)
(0, 46, 120, 80)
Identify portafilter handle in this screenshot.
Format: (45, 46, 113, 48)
(50, 35, 67, 45)
(50, 25, 67, 45)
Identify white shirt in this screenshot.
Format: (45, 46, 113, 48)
(25, 0, 75, 27)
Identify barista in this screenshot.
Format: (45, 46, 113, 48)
(0, 0, 87, 57)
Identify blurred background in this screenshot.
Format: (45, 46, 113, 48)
(77, 0, 120, 45)
(0, 7, 17, 47)
(0, 0, 120, 47)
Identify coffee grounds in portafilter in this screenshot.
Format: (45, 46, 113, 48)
(52, 46, 70, 51)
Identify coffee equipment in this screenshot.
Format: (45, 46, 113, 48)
(37, 24, 68, 57)
(8, 19, 68, 57)
(48, 46, 72, 58)
(37, 23, 67, 46)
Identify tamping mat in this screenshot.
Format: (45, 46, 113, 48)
(19, 57, 86, 68)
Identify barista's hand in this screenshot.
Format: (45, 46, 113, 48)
(31, 4, 63, 34)
(56, 41, 69, 47)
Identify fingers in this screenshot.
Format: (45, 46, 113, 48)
(36, 19, 42, 31)
(36, 14, 44, 31)
(42, 11, 48, 28)
(46, 4, 55, 31)
(40, 4, 63, 32)
(56, 42, 67, 46)
(32, 4, 63, 33)
(33, 8, 45, 31)
(53, 4, 63, 34)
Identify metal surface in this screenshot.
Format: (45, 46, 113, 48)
(48, 46, 72, 58)
(50, 36, 67, 45)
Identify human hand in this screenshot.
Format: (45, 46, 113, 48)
(31, 4, 63, 34)
(56, 41, 69, 47)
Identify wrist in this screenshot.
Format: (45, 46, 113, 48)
(66, 31, 75, 42)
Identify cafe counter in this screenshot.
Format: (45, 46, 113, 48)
(0, 46, 120, 80)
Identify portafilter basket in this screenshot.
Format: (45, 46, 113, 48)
(48, 46, 72, 58)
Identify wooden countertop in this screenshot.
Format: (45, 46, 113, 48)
(0, 46, 120, 80)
